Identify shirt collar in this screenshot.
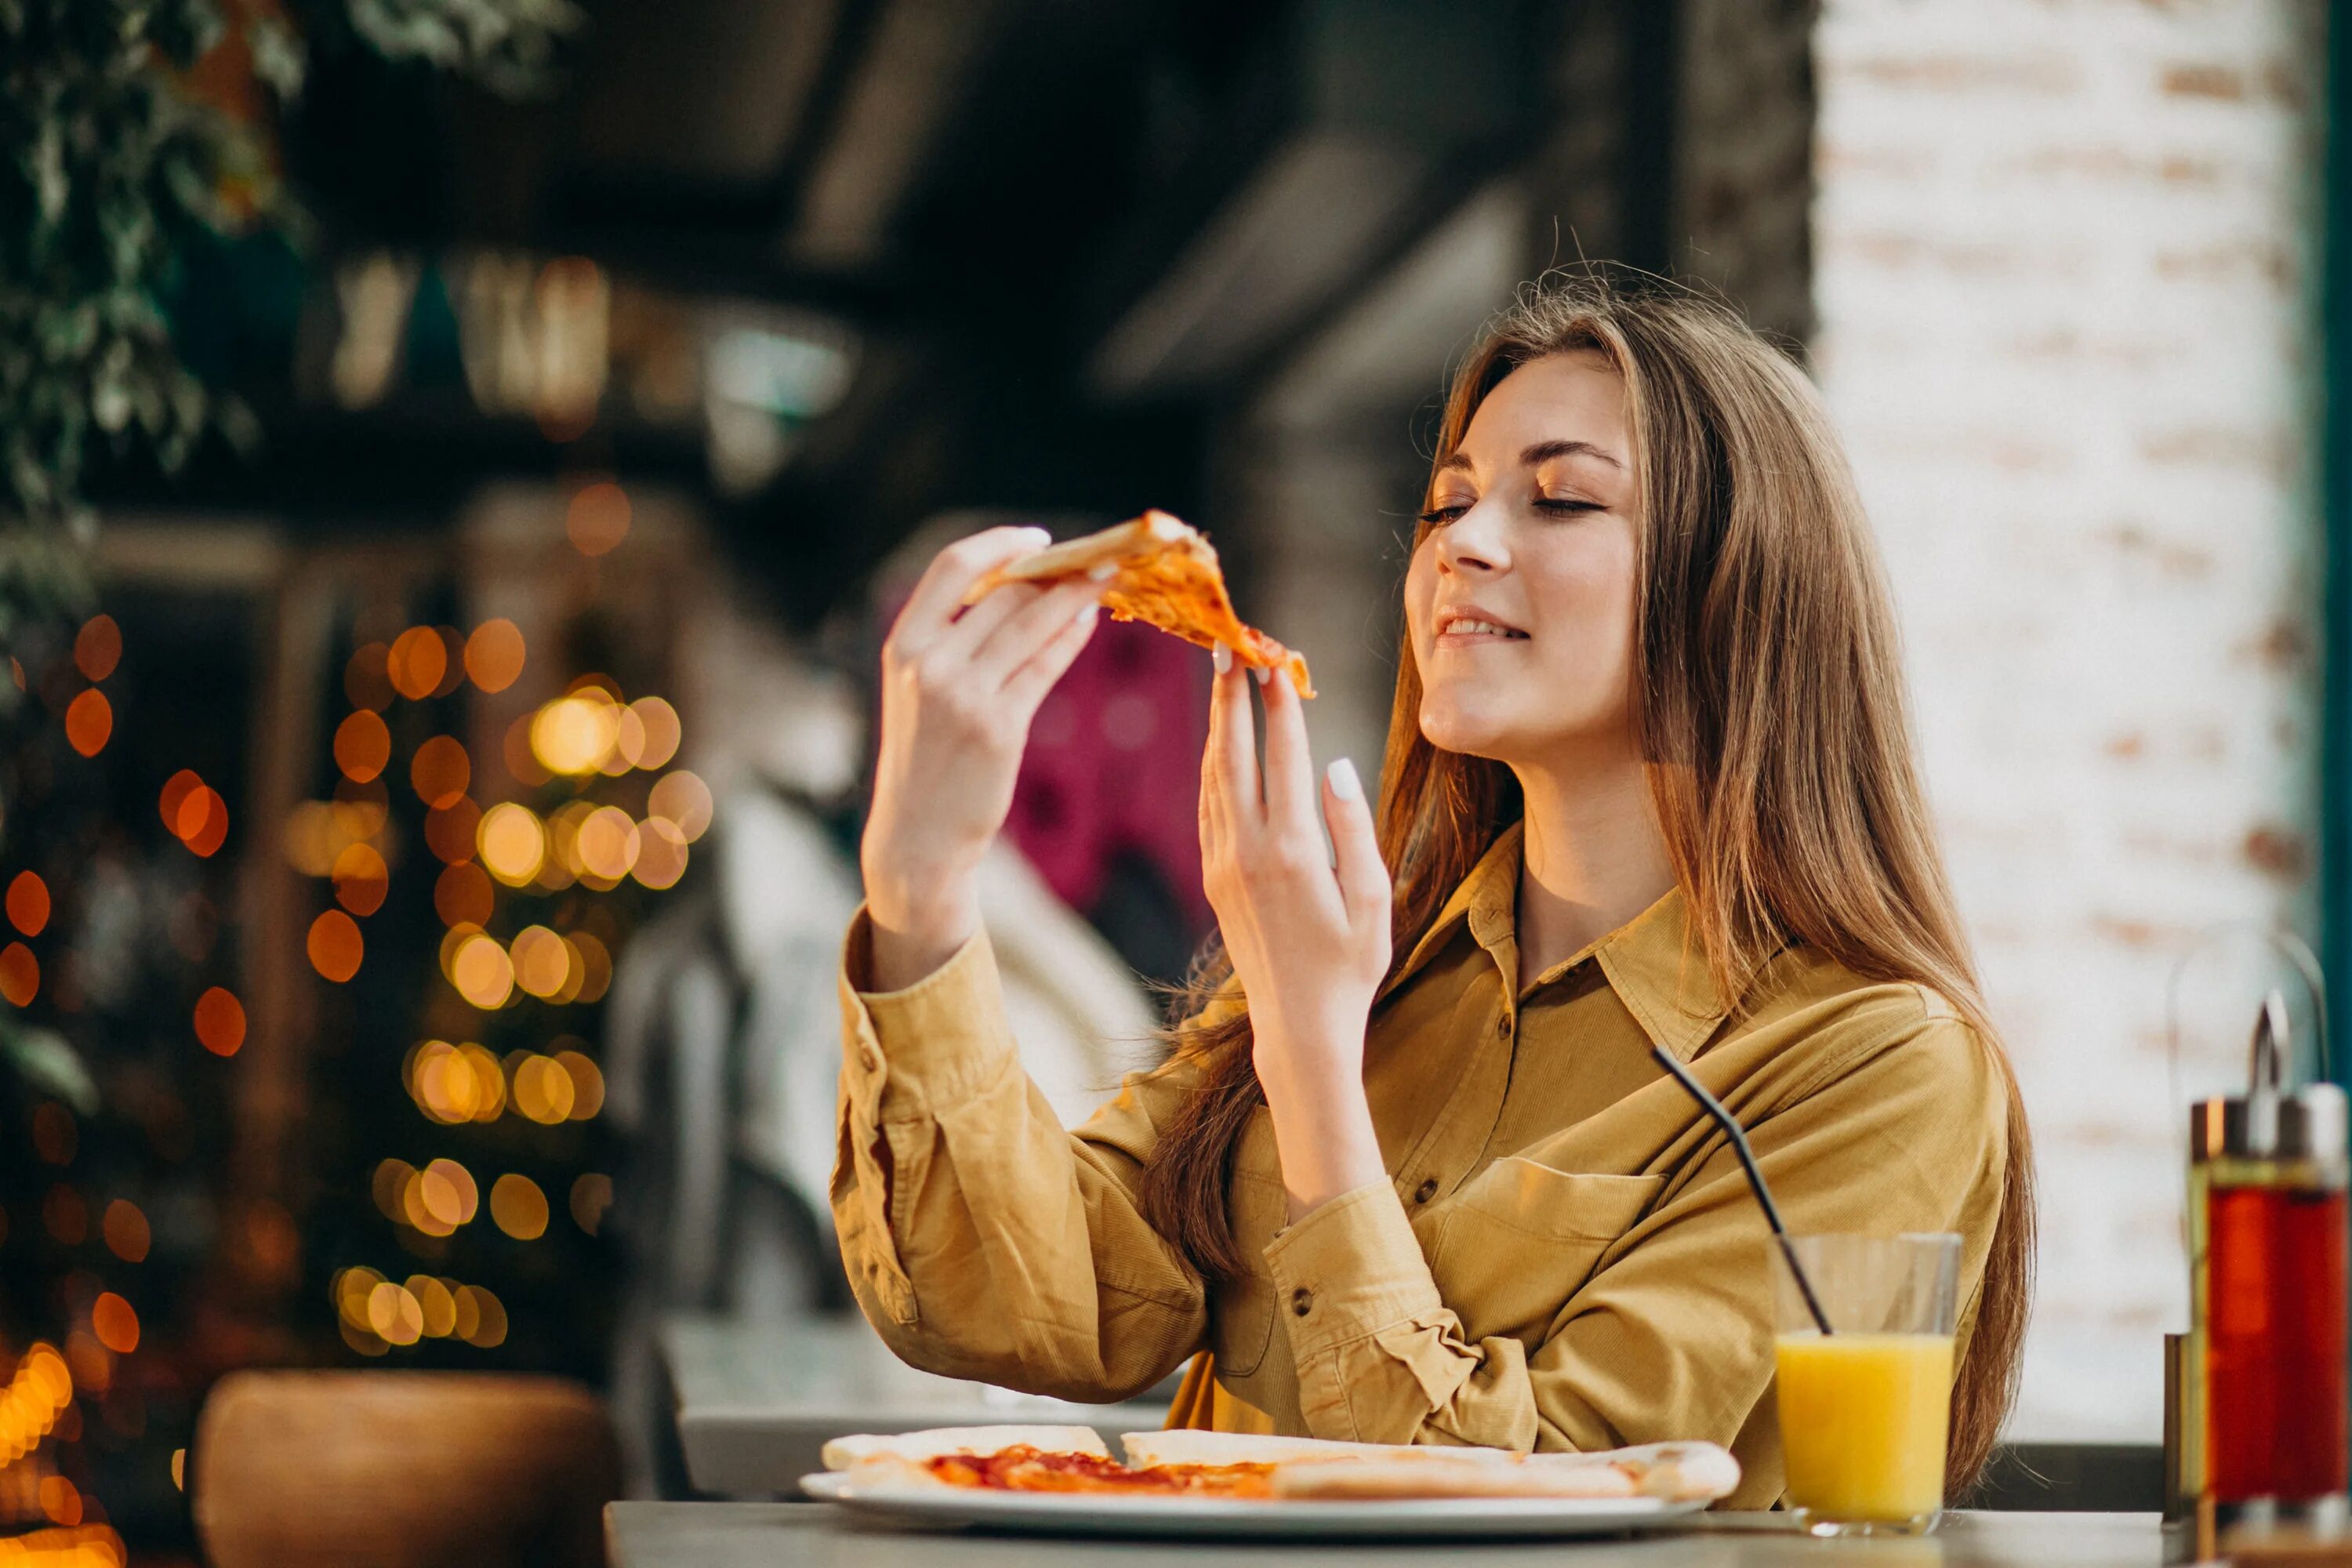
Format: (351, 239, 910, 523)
(1381, 819, 1729, 1062)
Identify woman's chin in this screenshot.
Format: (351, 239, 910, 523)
(1417, 700, 1519, 761)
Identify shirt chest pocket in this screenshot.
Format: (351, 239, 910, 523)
(1428, 1160, 1665, 1348)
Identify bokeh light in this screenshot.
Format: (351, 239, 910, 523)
(458, 1284, 507, 1348)
(570, 1173, 614, 1234)
(345, 641, 394, 710)
(565, 479, 630, 556)
(410, 735, 470, 808)
(633, 817, 689, 890)
(0, 942, 39, 1007)
(64, 689, 112, 757)
(463, 619, 526, 692)
(434, 861, 495, 927)
(387, 626, 447, 701)
(530, 693, 618, 775)
(554, 1049, 605, 1118)
(489, 1174, 549, 1240)
(367, 1281, 424, 1346)
(568, 931, 612, 1002)
(331, 843, 389, 916)
(477, 803, 546, 885)
(332, 710, 391, 782)
(193, 987, 245, 1056)
(449, 933, 514, 1009)
(504, 711, 553, 786)
(89, 1293, 138, 1356)
(510, 927, 572, 1001)
(626, 696, 681, 769)
(647, 769, 713, 840)
(158, 770, 203, 834)
(574, 806, 639, 884)
(176, 785, 229, 858)
(7, 870, 50, 936)
(424, 797, 482, 865)
(511, 1053, 575, 1123)
(102, 1200, 150, 1263)
(409, 1275, 459, 1338)
(74, 615, 122, 682)
(408, 1040, 509, 1124)
(307, 911, 364, 983)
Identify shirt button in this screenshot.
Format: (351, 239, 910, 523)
(1414, 1178, 1439, 1204)
(1496, 1014, 1513, 1037)
(1290, 1287, 1314, 1317)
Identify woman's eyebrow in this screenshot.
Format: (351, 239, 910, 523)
(1521, 438, 1624, 470)
(1435, 438, 1625, 477)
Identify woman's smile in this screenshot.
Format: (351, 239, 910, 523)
(1432, 604, 1531, 649)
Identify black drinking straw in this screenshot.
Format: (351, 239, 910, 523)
(1650, 1044, 1837, 1338)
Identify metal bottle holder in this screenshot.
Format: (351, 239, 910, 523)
(2165, 924, 2348, 1555)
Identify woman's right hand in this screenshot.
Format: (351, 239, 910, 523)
(861, 526, 1103, 990)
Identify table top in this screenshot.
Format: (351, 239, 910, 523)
(606, 1503, 2169, 1567)
(662, 1315, 1166, 1497)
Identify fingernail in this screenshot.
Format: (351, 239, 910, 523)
(1087, 562, 1117, 582)
(1076, 602, 1098, 628)
(1327, 758, 1363, 801)
(1212, 644, 1231, 676)
(1020, 527, 1052, 547)
(1251, 663, 1271, 687)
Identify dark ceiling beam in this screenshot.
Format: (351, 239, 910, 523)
(1080, 0, 1534, 403)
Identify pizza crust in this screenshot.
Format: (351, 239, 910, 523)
(961, 510, 1315, 698)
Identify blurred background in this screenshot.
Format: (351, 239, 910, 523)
(0, 0, 2343, 1559)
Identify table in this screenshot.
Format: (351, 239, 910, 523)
(607, 1503, 2169, 1566)
(662, 1315, 1169, 1496)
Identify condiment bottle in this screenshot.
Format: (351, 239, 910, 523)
(2187, 989, 2351, 1539)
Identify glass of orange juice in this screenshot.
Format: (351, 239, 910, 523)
(1772, 1232, 1962, 1536)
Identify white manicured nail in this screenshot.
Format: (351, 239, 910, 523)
(1087, 562, 1117, 582)
(1020, 527, 1051, 547)
(1251, 663, 1270, 686)
(1212, 644, 1232, 675)
(1076, 602, 1098, 628)
(1327, 758, 1362, 801)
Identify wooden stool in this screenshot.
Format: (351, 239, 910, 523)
(192, 1370, 619, 1568)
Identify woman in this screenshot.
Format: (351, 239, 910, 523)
(833, 274, 2031, 1507)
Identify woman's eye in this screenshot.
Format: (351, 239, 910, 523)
(1417, 503, 1470, 526)
(1535, 497, 1602, 516)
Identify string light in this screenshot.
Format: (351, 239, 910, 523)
(6, 871, 50, 936)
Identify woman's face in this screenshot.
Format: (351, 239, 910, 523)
(1404, 350, 1641, 767)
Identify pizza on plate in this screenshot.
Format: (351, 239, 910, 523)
(815, 1425, 1740, 1504)
(961, 510, 1315, 699)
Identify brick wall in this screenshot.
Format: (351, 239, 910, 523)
(1812, 0, 2328, 1439)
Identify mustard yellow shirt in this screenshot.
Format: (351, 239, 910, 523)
(831, 822, 2007, 1508)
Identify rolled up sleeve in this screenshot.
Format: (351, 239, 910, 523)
(831, 907, 1209, 1403)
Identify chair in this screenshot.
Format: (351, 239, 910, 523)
(192, 1370, 619, 1568)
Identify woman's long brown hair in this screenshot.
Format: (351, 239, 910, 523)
(1136, 270, 2034, 1493)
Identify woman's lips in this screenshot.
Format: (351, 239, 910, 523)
(1433, 616, 1530, 648)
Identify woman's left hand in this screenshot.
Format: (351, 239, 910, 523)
(1200, 645, 1393, 1217)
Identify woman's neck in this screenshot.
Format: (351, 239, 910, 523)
(1511, 742, 1676, 989)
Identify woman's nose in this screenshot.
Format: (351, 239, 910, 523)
(1437, 501, 1509, 574)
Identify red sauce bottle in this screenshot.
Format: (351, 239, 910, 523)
(2189, 992, 2351, 1537)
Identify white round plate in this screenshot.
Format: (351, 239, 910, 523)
(799, 1472, 1708, 1540)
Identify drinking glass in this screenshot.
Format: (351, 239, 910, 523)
(1771, 1232, 1962, 1536)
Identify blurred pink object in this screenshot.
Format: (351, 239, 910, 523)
(1005, 617, 1209, 932)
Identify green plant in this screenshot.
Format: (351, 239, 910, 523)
(0, 0, 579, 609)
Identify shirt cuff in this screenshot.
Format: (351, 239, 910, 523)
(840, 905, 1019, 1122)
(1263, 1180, 1444, 1360)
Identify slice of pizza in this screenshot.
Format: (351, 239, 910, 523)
(1128, 1430, 1741, 1505)
(961, 510, 1315, 698)
(819, 1423, 1109, 1473)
